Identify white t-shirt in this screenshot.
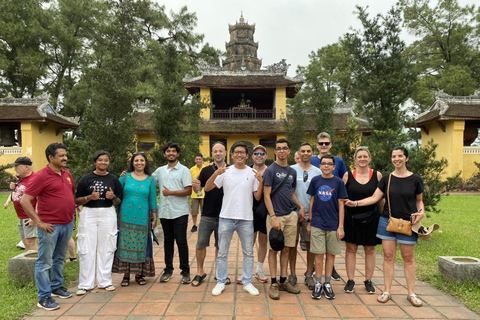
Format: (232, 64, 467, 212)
(214, 166, 259, 220)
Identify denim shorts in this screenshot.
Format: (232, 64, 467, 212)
(376, 216, 418, 245)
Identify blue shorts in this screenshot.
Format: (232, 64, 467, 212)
(376, 216, 418, 245)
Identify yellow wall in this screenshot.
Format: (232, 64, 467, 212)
(199, 88, 211, 120)
(422, 120, 468, 180)
(275, 88, 286, 120)
(1, 122, 64, 176)
(199, 134, 210, 158)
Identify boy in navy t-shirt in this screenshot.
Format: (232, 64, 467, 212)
(307, 155, 348, 300)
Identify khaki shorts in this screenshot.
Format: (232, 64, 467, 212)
(296, 218, 311, 242)
(310, 227, 341, 255)
(266, 211, 297, 250)
(17, 218, 37, 239)
(190, 198, 203, 216)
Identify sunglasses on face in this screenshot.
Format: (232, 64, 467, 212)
(253, 152, 265, 156)
(303, 170, 308, 182)
(317, 142, 331, 146)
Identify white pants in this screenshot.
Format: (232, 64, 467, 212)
(77, 206, 117, 289)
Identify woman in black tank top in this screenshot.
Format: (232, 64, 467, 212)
(342, 147, 383, 294)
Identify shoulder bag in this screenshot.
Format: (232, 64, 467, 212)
(385, 173, 412, 236)
(254, 167, 293, 220)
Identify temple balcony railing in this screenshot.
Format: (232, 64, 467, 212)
(0, 146, 22, 155)
(463, 146, 480, 154)
(211, 108, 275, 120)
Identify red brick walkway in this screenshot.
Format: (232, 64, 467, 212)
(24, 218, 480, 320)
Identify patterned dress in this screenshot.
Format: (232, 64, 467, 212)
(112, 173, 157, 276)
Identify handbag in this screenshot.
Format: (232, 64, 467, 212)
(253, 167, 293, 221)
(385, 174, 412, 236)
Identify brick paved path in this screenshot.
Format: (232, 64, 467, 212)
(24, 218, 479, 320)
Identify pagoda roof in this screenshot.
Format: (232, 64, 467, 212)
(415, 91, 480, 126)
(0, 94, 79, 128)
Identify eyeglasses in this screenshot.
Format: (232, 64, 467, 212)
(133, 152, 145, 156)
(275, 147, 289, 151)
(253, 152, 265, 156)
(233, 151, 246, 155)
(317, 142, 331, 146)
(303, 171, 308, 182)
(320, 162, 334, 166)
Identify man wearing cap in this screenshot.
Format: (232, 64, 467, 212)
(251, 145, 269, 283)
(9, 157, 38, 251)
(21, 143, 76, 311)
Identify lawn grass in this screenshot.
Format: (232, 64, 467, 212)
(414, 194, 480, 313)
(0, 193, 479, 318)
(0, 193, 78, 320)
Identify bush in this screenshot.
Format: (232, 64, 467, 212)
(461, 161, 480, 191)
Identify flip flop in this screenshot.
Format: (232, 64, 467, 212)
(191, 274, 207, 287)
(407, 294, 423, 307)
(214, 277, 231, 285)
(377, 291, 391, 303)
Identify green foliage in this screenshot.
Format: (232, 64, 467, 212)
(462, 161, 480, 190)
(400, 0, 480, 111)
(0, 164, 15, 190)
(408, 140, 461, 212)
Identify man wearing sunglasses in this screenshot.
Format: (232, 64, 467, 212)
(290, 143, 322, 290)
(310, 132, 347, 281)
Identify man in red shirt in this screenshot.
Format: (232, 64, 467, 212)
(21, 143, 76, 311)
(9, 157, 38, 251)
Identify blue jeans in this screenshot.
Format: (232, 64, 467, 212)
(35, 222, 73, 300)
(216, 218, 254, 285)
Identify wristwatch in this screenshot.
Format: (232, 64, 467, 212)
(112, 195, 118, 201)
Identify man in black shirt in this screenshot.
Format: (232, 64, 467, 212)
(190, 142, 229, 287)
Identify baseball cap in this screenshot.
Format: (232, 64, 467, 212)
(253, 145, 266, 152)
(9, 157, 32, 166)
(269, 228, 285, 251)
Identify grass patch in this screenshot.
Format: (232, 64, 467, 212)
(415, 194, 480, 313)
(0, 193, 78, 320)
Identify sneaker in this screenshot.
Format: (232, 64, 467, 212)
(37, 297, 59, 311)
(300, 239, 307, 251)
(76, 289, 87, 296)
(102, 285, 116, 291)
(269, 283, 280, 300)
(331, 266, 341, 281)
(212, 282, 225, 296)
(51, 286, 72, 299)
(181, 272, 191, 284)
(305, 275, 315, 290)
(191, 225, 197, 232)
(160, 270, 173, 282)
(279, 281, 301, 294)
(344, 279, 355, 293)
(288, 274, 297, 286)
(322, 282, 336, 299)
(311, 281, 322, 299)
(16, 240, 26, 249)
(255, 270, 268, 283)
(236, 278, 243, 285)
(364, 279, 376, 294)
(243, 283, 260, 296)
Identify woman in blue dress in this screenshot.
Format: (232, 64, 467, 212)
(113, 152, 157, 286)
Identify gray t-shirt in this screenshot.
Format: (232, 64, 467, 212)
(291, 164, 322, 219)
(263, 162, 297, 216)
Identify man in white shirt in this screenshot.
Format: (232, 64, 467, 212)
(206, 142, 264, 296)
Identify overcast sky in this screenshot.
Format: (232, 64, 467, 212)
(158, 0, 476, 76)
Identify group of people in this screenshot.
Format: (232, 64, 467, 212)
(6, 130, 426, 312)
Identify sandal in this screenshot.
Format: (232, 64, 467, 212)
(121, 275, 130, 287)
(407, 294, 423, 307)
(135, 275, 147, 286)
(65, 257, 77, 263)
(214, 276, 231, 285)
(377, 291, 391, 303)
(191, 274, 207, 287)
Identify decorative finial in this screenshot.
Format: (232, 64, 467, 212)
(240, 11, 244, 23)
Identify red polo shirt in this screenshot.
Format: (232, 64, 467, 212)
(13, 173, 37, 219)
(25, 165, 75, 225)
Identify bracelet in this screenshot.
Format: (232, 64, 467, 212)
(355, 200, 358, 207)
(112, 195, 118, 201)
(84, 196, 88, 202)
